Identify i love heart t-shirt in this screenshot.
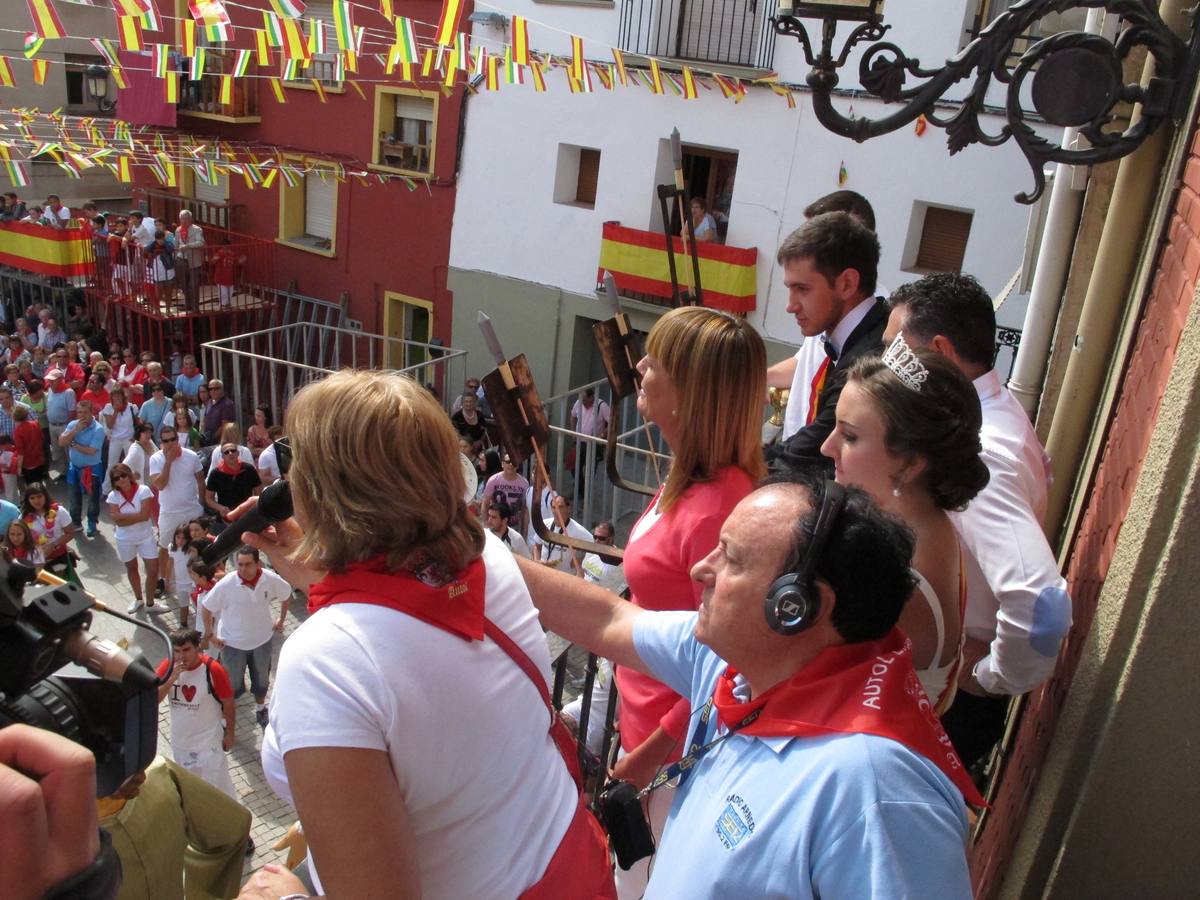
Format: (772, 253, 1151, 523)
(154, 655, 233, 752)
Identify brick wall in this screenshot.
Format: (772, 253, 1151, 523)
(969, 111, 1200, 897)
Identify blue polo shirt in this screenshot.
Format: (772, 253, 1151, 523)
(633, 612, 971, 900)
(174, 371, 204, 400)
(65, 417, 105, 469)
(0, 500, 18, 532)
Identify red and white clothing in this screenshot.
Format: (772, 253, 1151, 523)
(261, 533, 580, 899)
(106, 483, 156, 562)
(26, 503, 71, 562)
(154, 654, 237, 799)
(616, 466, 754, 756)
(0, 448, 17, 501)
(116, 363, 147, 398)
(202, 568, 291, 651)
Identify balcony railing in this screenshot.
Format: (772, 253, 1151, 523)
(178, 51, 261, 121)
(598, 221, 758, 313)
(618, 0, 775, 70)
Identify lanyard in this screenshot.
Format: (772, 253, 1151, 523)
(639, 693, 760, 798)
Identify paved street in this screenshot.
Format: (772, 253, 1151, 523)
(52, 479, 306, 878)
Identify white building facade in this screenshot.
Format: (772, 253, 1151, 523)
(448, 0, 1067, 393)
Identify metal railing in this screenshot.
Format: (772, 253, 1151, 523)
(618, 0, 775, 70)
(178, 51, 261, 120)
(145, 188, 243, 235)
(0, 268, 84, 331)
(201, 322, 470, 428)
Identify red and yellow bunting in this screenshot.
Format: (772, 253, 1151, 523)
(434, 0, 463, 47)
(26, 0, 66, 41)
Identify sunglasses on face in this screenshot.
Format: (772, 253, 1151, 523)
(222, 449, 239, 455)
(161, 436, 178, 444)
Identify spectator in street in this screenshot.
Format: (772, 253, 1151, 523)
(101, 386, 138, 493)
(449, 375, 491, 417)
(205, 442, 262, 532)
(155, 628, 237, 798)
(12, 405, 46, 485)
(122, 422, 158, 491)
(0, 386, 30, 439)
(206, 423, 254, 476)
(531, 494, 590, 576)
(4, 517, 42, 567)
(45, 369, 76, 477)
(165, 396, 200, 449)
(14, 318, 37, 353)
(107, 463, 160, 615)
(481, 451, 529, 536)
(168, 526, 195, 626)
(485, 502, 531, 559)
(0, 436, 16, 501)
(581, 520, 625, 594)
(175, 210, 205, 310)
(4, 335, 29, 367)
(116, 348, 147, 398)
(30, 346, 48, 378)
(451, 390, 489, 453)
(151, 424, 207, 601)
(38, 317, 67, 351)
(22, 482, 75, 582)
(257, 426, 285, 484)
(59, 399, 105, 537)
(51, 345, 85, 392)
(175, 355, 204, 405)
(1, 364, 27, 401)
(569, 387, 610, 501)
(246, 405, 271, 462)
(202, 379, 235, 445)
(201, 547, 291, 729)
(138, 382, 171, 441)
(79, 373, 109, 413)
(141, 361, 175, 400)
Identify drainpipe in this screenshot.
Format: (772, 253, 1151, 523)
(1042, 0, 1191, 537)
(1008, 10, 1107, 418)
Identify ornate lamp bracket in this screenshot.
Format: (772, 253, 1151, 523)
(773, 0, 1195, 203)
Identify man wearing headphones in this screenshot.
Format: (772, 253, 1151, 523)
(518, 475, 979, 898)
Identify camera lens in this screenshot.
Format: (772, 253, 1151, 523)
(0, 678, 89, 745)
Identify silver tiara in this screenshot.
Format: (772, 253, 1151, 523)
(881, 333, 929, 392)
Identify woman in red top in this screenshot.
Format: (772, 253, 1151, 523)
(602, 307, 765, 893)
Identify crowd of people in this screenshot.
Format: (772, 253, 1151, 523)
(1, 190, 1075, 900)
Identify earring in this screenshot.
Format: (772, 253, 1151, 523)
(892, 484, 902, 498)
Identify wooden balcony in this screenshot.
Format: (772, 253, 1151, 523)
(144, 189, 243, 235)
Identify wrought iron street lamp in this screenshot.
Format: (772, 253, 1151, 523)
(773, 0, 1195, 202)
(84, 64, 116, 114)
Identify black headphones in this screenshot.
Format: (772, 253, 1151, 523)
(763, 481, 846, 636)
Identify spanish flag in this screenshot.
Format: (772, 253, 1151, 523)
(570, 35, 584, 80)
(598, 222, 758, 313)
(118, 16, 143, 52)
(512, 16, 529, 66)
(182, 19, 196, 57)
(280, 17, 310, 60)
(0, 60, 14, 89)
(26, 0, 66, 41)
(649, 58, 664, 95)
(0, 222, 94, 277)
(434, 0, 463, 47)
(612, 48, 627, 86)
(32, 59, 49, 85)
(682, 66, 697, 100)
(379, 0, 393, 22)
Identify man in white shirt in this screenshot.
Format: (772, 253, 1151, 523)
(486, 503, 531, 559)
(884, 272, 1073, 768)
(128, 210, 156, 248)
(763, 212, 888, 473)
(151, 425, 206, 600)
(202, 547, 292, 729)
(532, 494, 589, 576)
(43, 195, 71, 228)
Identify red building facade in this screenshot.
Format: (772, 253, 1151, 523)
(133, 0, 470, 356)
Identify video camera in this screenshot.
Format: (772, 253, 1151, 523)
(0, 559, 163, 797)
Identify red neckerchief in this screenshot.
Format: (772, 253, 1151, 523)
(240, 570, 262, 589)
(190, 581, 215, 604)
(116, 484, 140, 509)
(307, 554, 487, 642)
(712, 628, 985, 807)
(217, 458, 242, 476)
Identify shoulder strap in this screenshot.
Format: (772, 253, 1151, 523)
(482, 617, 553, 722)
(911, 569, 946, 665)
(202, 657, 217, 701)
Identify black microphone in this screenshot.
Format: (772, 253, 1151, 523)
(201, 479, 294, 565)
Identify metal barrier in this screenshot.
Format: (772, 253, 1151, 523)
(536, 376, 670, 538)
(618, 0, 776, 70)
(0, 268, 83, 331)
(201, 321, 470, 428)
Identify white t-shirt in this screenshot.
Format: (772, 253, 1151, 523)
(258, 442, 281, 481)
(105, 483, 155, 543)
(533, 516, 591, 571)
(163, 661, 226, 753)
(582, 554, 626, 594)
(123, 442, 153, 485)
(570, 397, 610, 437)
(149, 447, 204, 515)
(100, 402, 137, 441)
(495, 526, 532, 559)
(27, 504, 71, 556)
(202, 567, 291, 651)
(261, 532, 577, 899)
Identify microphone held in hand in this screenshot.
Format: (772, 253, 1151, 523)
(201, 479, 294, 565)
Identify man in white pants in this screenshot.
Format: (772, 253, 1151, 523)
(151, 425, 206, 602)
(155, 628, 237, 799)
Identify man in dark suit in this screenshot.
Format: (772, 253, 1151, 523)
(765, 212, 887, 473)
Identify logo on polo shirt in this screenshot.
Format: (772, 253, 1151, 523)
(714, 794, 755, 850)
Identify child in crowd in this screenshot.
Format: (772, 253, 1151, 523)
(212, 246, 243, 308)
(4, 518, 42, 567)
(169, 525, 194, 627)
(187, 557, 219, 640)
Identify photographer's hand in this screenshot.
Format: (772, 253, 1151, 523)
(231, 499, 323, 593)
(0, 725, 99, 900)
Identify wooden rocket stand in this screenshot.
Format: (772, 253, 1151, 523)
(593, 274, 663, 498)
(478, 316, 623, 563)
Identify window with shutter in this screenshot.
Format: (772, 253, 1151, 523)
(304, 174, 335, 241)
(285, 0, 343, 87)
(576, 149, 600, 206)
(193, 171, 229, 205)
(915, 206, 973, 272)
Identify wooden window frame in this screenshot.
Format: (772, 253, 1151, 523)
(370, 86, 438, 178)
